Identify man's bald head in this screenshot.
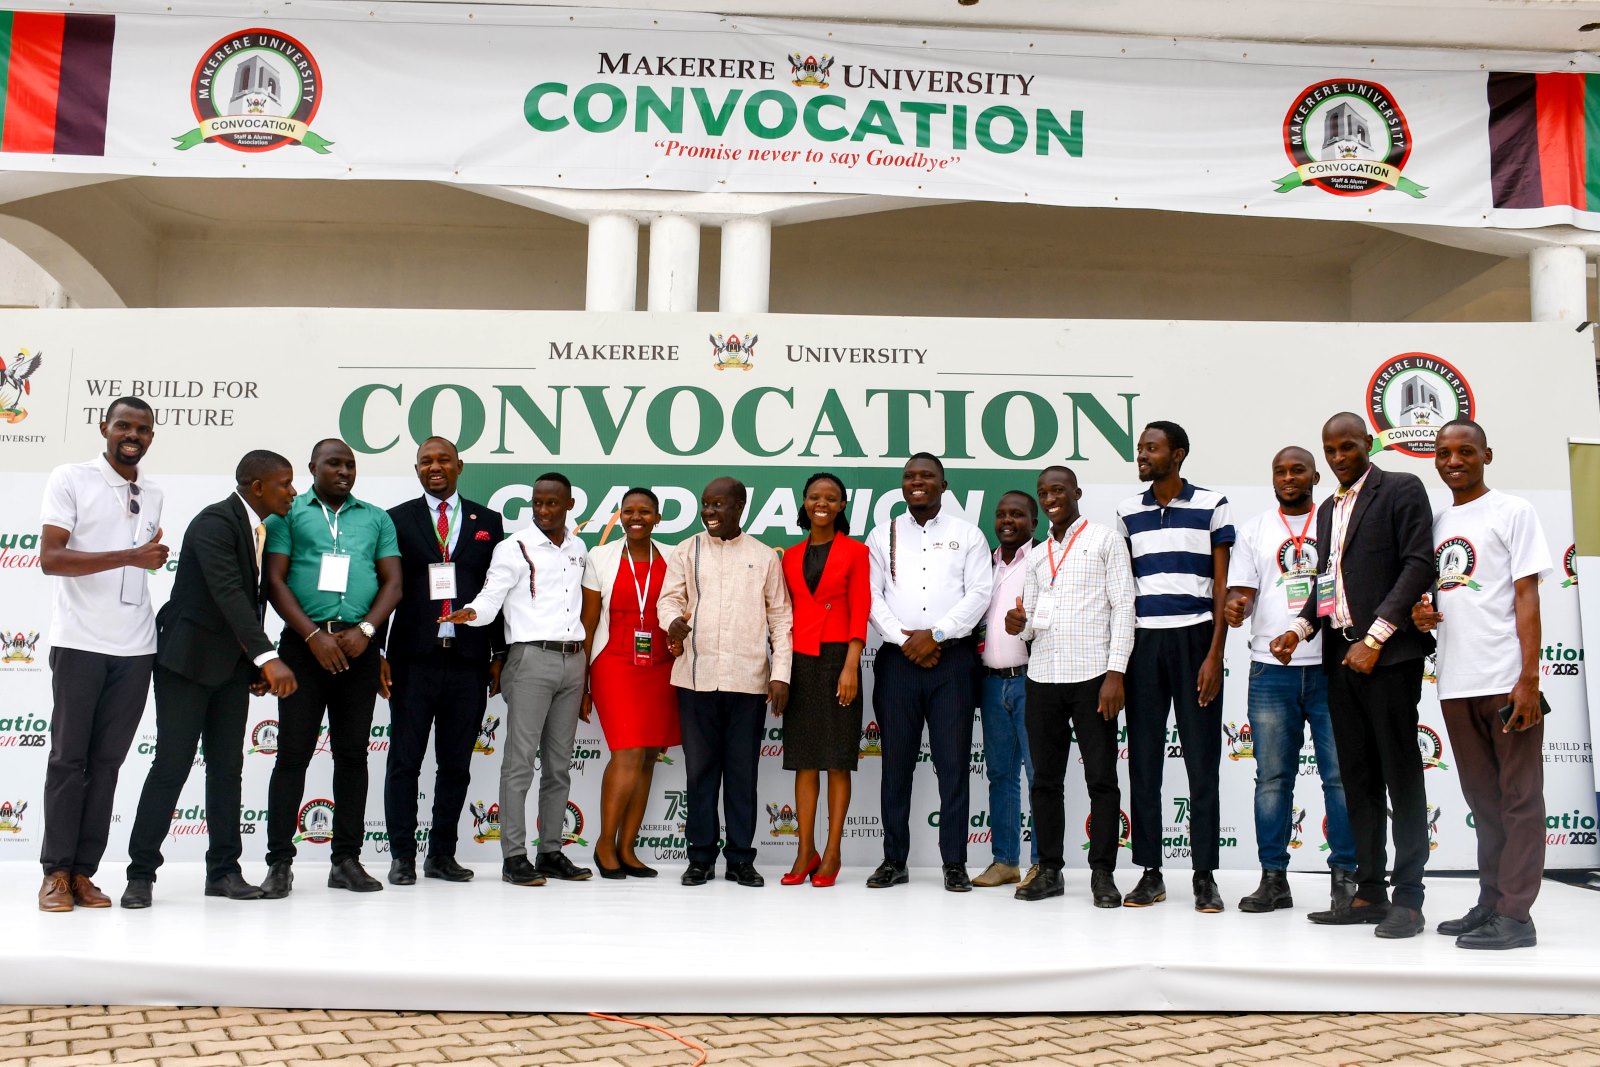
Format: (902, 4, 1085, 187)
(1323, 412, 1367, 438)
(1273, 445, 1316, 468)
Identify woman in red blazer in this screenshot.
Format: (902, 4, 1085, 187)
(779, 472, 871, 888)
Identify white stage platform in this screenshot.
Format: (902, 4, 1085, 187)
(4, 863, 1596, 1014)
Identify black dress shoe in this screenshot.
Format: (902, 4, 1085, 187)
(1308, 898, 1388, 925)
(1375, 905, 1425, 939)
(726, 862, 764, 887)
(943, 864, 972, 893)
(502, 855, 547, 886)
(1090, 869, 1122, 909)
(388, 858, 417, 886)
(205, 872, 264, 900)
(1014, 867, 1064, 901)
(866, 860, 908, 889)
(120, 879, 153, 909)
(535, 850, 594, 881)
(1438, 902, 1495, 936)
(1123, 868, 1166, 907)
(328, 858, 384, 893)
(620, 860, 659, 878)
(1238, 869, 1292, 913)
(1456, 913, 1537, 951)
(1193, 871, 1224, 913)
(423, 855, 475, 882)
(681, 862, 713, 886)
(596, 858, 627, 880)
(259, 861, 293, 899)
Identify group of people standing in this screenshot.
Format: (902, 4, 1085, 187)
(32, 397, 1551, 952)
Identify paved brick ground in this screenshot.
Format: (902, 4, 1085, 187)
(3, 1008, 1600, 1066)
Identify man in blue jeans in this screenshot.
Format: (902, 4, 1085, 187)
(1224, 445, 1356, 912)
(972, 491, 1040, 888)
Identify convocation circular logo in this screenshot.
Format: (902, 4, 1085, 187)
(1366, 353, 1474, 458)
(248, 720, 278, 755)
(296, 798, 335, 843)
(1275, 536, 1319, 576)
(1416, 725, 1449, 771)
(174, 29, 333, 154)
(1563, 544, 1579, 588)
(1436, 536, 1479, 591)
(1082, 810, 1133, 851)
(1274, 79, 1426, 199)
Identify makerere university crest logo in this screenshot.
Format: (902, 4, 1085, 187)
(1274, 80, 1425, 199)
(1366, 353, 1474, 458)
(176, 29, 333, 154)
(0, 349, 42, 424)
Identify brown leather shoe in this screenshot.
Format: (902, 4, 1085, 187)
(38, 870, 73, 912)
(70, 873, 112, 908)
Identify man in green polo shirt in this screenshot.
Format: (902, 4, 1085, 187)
(261, 438, 402, 897)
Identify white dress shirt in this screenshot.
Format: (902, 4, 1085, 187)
(866, 510, 993, 645)
(1018, 517, 1136, 684)
(462, 523, 586, 643)
(425, 491, 462, 639)
(233, 490, 278, 668)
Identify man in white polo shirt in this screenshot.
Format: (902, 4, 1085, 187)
(36, 397, 169, 912)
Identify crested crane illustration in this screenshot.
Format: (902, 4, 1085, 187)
(0, 348, 41, 423)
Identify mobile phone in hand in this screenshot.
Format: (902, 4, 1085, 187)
(1497, 693, 1553, 728)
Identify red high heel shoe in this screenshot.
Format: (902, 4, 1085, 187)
(781, 854, 821, 886)
(811, 862, 840, 888)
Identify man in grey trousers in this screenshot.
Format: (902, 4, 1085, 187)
(443, 472, 593, 885)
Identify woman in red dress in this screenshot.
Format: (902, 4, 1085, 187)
(779, 472, 870, 888)
(580, 488, 680, 878)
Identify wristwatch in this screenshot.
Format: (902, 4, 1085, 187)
(1361, 635, 1382, 651)
(932, 627, 947, 643)
(357, 621, 377, 640)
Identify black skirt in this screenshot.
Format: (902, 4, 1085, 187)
(783, 642, 864, 771)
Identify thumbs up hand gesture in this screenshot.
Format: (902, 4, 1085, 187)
(1004, 595, 1027, 636)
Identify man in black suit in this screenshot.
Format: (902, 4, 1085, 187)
(1271, 412, 1436, 939)
(121, 451, 301, 908)
(380, 436, 506, 885)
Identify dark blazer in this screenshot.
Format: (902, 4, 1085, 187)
(385, 495, 505, 663)
(1297, 463, 1436, 667)
(782, 534, 870, 657)
(156, 494, 276, 687)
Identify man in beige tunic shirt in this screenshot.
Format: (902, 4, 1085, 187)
(660, 477, 793, 888)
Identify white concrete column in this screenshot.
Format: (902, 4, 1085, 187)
(647, 214, 701, 312)
(1530, 244, 1588, 322)
(719, 216, 772, 314)
(584, 213, 639, 312)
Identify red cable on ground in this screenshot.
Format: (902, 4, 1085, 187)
(588, 1011, 709, 1066)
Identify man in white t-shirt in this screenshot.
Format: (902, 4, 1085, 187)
(1224, 446, 1356, 915)
(36, 397, 169, 912)
(1412, 419, 1551, 951)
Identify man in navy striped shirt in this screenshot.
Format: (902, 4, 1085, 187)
(1115, 421, 1234, 913)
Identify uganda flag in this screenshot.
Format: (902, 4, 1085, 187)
(1488, 71, 1600, 211)
(0, 11, 115, 156)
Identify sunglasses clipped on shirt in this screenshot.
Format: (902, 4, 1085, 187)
(128, 481, 141, 516)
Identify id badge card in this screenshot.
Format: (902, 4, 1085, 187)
(1315, 572, 1337, 618)
(633, 630, 654, 666)
(1284, 576, 1312, 613)
(428, 562, 458, 600)
(1032, 596, 1056, 631)
(119, 565, 145, 606)
(318, 551, 351, 594)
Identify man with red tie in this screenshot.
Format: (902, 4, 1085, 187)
(382, 437, 505, 885)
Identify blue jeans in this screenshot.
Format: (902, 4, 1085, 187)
(1247, 661, 1356, 872)
(981, 674, 1038, 867)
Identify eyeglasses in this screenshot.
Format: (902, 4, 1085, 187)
(128, 482, 141, 516)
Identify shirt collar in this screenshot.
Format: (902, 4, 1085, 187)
(1049, 515, 1087, 544)
(993, 540, 1032, 567)
(521, 523, 575, 549)
(305, 490, 364, 512)
(1335, 466, 1373, 500)
(94, 453, 138, 489)
(233, 490, 262, 523)
(424, 491, 460, 513)
(1140, 479, 1194, 508)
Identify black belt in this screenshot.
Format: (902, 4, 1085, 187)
(435, 637, 454, 650)
(316, 620, 360, 634)
(524, 639, 584, 656)
(987, 665, 1026, 679)
(940, 638, 963, 649)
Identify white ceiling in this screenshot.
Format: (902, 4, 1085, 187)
(415, 0, 1600, 54)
